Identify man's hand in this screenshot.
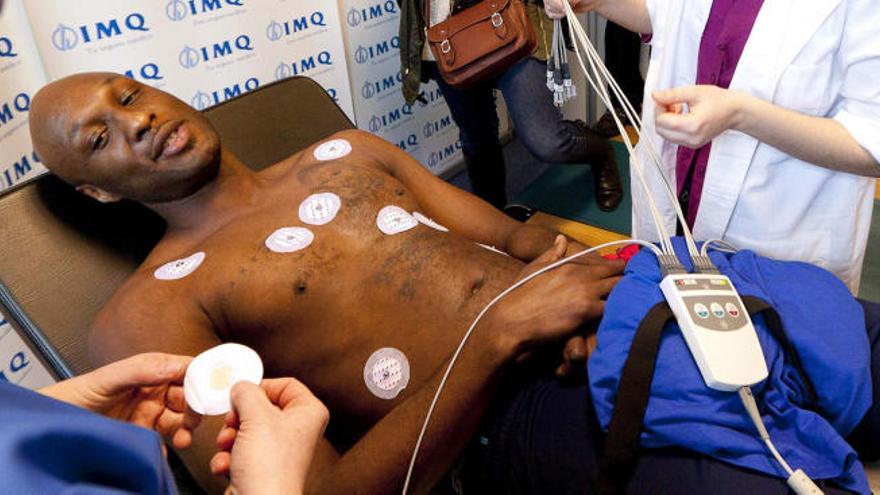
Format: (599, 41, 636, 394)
(544, 0, 603, 19)
(210, 378, 329, 495)
(39, 353, 195, 449)
(653, 85, 746, 148)
(486, 236, 623, 361)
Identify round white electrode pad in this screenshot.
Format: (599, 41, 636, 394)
(364, 347, 410, 400)
(265, 227, 314, 253)
(184, 343, 264, 416)
(298, 192, 341, 226)
(376, 206, 418, 235)
(313, 139, 352, 161)
(154, 252, 206, 281)
(412, 211, 449, 232)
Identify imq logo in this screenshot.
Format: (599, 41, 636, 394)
(166, 0, 245, 22)
(346, 1, 398, 28)
(51, 13, 149, 51)
(0, 37, 17, 58)
(354, 35, 400, 64)
(0, 92, 31, 130)
(191, 77, 260, 110)
(361, 70, 404, 100)
(367, 103, 414, 133)
(396, 134, 419, 152)
(124, 63, 164, 82)
(0, 351, 31, 384)
(427, 141, 463, 169)
(274, 51, 333, 80)
(422, 114, 453, 139)
(2, 150, 41, 189)
(179, 34, 253, 69)
(266, 12, 327, 42)
(419, 86, 446, 107)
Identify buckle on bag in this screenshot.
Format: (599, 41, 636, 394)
(441, 39, 451, 54)
(491, 12, 504, 28)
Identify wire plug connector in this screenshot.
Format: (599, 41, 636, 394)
(691, 255, 719, 274)
(658, 254, 687, 276)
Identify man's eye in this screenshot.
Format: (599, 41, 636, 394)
(92, 129, 108, 150)
(121, 90, 138, 106)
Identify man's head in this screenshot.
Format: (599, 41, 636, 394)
(30, 72, 221, 204)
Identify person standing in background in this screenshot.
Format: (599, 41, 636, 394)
(592, 21, 645, 138)
(400, 0, 624, 212)
(545, 0, 880, 292)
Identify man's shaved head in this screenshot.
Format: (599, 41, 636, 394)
(30, 72, 221, 204)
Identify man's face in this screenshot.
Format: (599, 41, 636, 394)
(30, 73, 221, 204)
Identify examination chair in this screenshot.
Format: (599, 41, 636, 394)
(0, 76, 353, 493)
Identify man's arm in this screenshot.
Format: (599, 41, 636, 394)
(350, 130, 563, 261)
(303, 238, 621, 493)
(90, 283, 228, 494)
(544, 0, 651, 35)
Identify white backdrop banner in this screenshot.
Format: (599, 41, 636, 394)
(0, 0, 47, 191)
(23, 0, 355, 118)
(340, 0, 462, 176)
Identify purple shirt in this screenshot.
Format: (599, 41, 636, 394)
(676, 0, 764, 227)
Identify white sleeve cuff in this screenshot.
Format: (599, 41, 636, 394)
(833, 107, 880, 166)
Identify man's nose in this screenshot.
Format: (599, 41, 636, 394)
(121, 108, 155, 143)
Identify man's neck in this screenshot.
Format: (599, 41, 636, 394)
(146, 147, 261, 234)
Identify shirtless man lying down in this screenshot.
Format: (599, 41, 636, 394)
(29, 73, 624, 494)
(30, 73, 880, 495)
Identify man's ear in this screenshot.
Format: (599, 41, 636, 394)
(76, 184, 122, 203)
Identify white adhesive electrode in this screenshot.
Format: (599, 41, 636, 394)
(184, 343, 264, 416)
(154, 252, 206, 281)
(265, 226, 314, 253)
(298, 192, 341, 226)
(364, 347, 410, 400)
(412, 211, 449, 232)
(313, 138, 352, 161)
(376, 206, 418, 235)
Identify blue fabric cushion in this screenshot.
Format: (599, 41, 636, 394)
(589, 238, 871, 494)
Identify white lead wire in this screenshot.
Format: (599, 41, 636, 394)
(562, 3, 699, 257)
(401, 239, 663, 494)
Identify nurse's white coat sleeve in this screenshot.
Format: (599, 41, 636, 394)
(831, 0, 880, 165)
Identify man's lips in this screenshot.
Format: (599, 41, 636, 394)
(151, 120, 190, 160)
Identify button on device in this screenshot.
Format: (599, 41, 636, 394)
(694, 303, 710, 319)
(725, 302, 740, 317)
(711, 302, 725, 318)
(710, 279, 728, 286)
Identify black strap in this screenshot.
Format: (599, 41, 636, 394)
(597, 302, 674, 495)
(741, 296, 818, 409)
(597, 296, 818, 495)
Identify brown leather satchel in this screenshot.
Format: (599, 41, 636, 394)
(426, 0, 537, 89)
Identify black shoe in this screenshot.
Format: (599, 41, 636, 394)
(591, 106, 641, 139)
(593, 151, 623, 212)
(573, 120, 624, 212)
(503, 204, 536, 222)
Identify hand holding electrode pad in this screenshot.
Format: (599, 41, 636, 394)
(184, 343, 264, 416)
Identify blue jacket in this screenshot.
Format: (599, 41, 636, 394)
(590, 239, 871, 494)
(0, 381, 177, 494)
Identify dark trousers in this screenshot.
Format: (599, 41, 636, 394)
(424, 58, 603, 208)
(604, 21, 644, 110)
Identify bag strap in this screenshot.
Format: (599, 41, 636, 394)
(597, 302, 674, 495)
(596, 296, 818, 495)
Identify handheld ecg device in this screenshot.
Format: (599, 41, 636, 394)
(660, 273, 768, 391)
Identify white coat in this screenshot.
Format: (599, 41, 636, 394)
(632, 0, 880, 293)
